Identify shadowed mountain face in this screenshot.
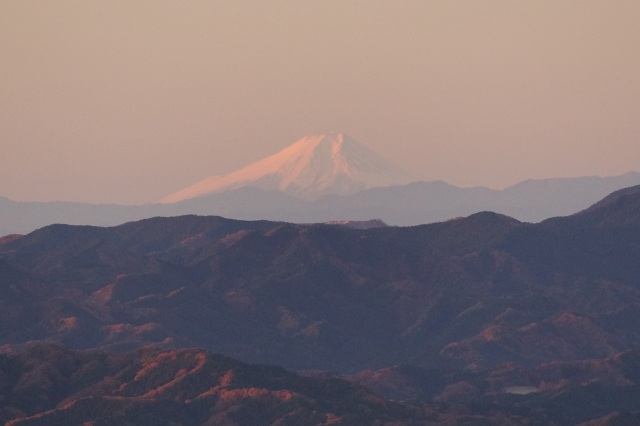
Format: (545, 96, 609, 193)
(2, 187, 640, 424)
(1, 187, 640, 374)
(567, 184, 640, 227)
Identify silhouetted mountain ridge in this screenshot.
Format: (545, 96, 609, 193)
(2, 187, 640, 423)
(1, 187, 640, 372)
(572, 184, 640, 227)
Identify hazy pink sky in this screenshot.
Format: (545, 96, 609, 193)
(2, 1, 639, 204)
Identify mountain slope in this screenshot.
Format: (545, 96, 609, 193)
(3, 189, 640, 424)
(5, 345, 640, 425)
(161, 133, 421, 203)
(0, 345, 419, 426)
(570, 184, 640, 227)
(2, 187, 640, 372)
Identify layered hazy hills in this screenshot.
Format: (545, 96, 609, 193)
(3, 188, 640, 424)
(2, 132, 640, 234)
(1, 187, 640, 373)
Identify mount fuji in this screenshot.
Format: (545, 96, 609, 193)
(161, 133, 421, 203)
(2, 132, 640, 234)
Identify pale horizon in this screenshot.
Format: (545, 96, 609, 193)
(2, 1, 639, 204)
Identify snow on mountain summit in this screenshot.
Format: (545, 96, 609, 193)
(161, 133, 421, 203)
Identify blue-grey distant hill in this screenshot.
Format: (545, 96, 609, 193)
(2, 172, 640, 235)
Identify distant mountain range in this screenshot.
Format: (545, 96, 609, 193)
(2, 185, 640, 424)
(3, 133, 640, 235)
(1, 185, 640, 370)
(3, 176, 640, 236)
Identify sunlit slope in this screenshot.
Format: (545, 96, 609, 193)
(161, 133, 421, 203)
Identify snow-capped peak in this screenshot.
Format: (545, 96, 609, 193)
(161, 132, 421, 203)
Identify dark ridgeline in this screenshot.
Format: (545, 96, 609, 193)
(1, 185, 640, 424)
